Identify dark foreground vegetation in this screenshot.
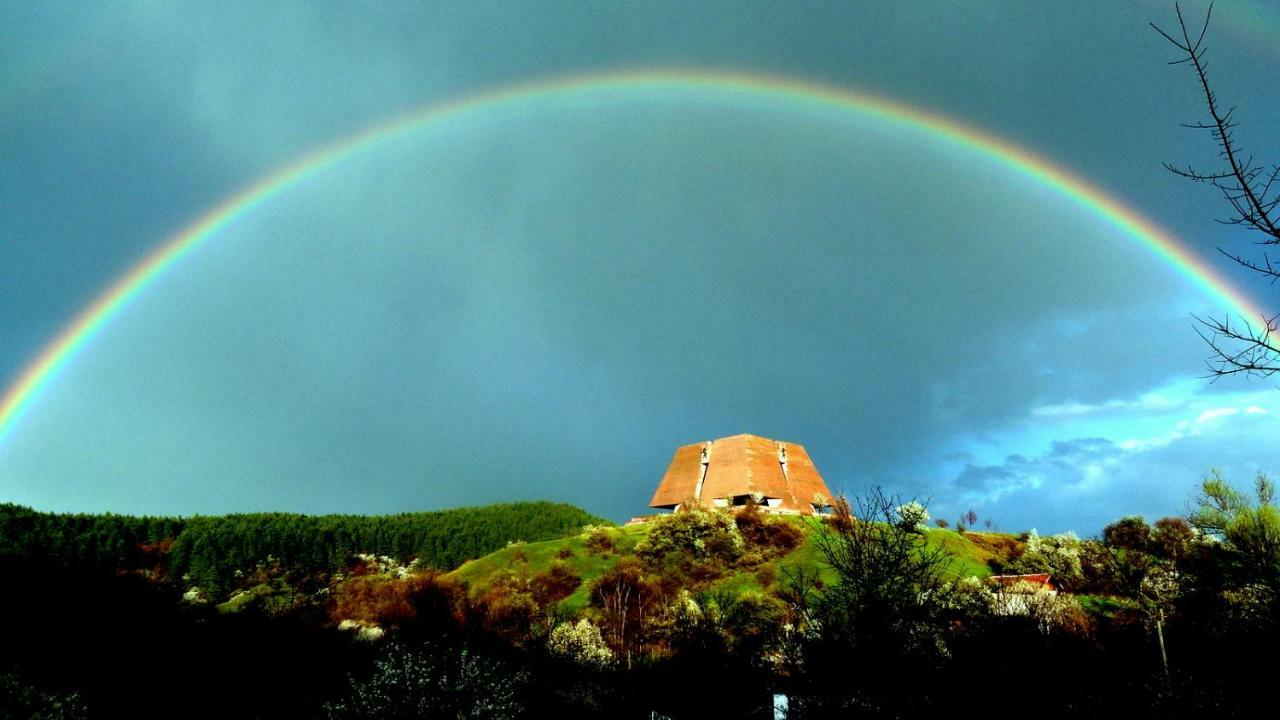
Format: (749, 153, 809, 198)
(2, 476, 1277, 718)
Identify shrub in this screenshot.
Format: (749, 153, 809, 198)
(530, 560, 581, 605)
(755, 565, 778, 588)
(1009, 530, 1084, 590)
(635, 506, 744, 566)
(809, 489, 954, 668)
(895, 501, 929, 533)
(547, 619, 614, 669)
(476, 571, 541, 644)
(331, 572, 458, 628)
(589, 558, 671, 665)
(735, 502, 804, 558)
(582, 525, 616, 556)
(324, 641, 528, 720)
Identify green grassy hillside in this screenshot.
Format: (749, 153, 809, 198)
(450, 517, 1011, 612)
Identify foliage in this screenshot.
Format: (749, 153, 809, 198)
(587, 557, 674, 665)
(894, 501, 929, 533)
(15, 486, 1280, 715)
(1007, 529, 1084, 590)
(988, 579, 1088, 634)
(1152, 517, 1197, 562)
(324, 641, 528, 720)
(0, 501, 606, 601)
(1103, 516, 1154, 552)
(733, 501, 804, 559)
(0, 671, 89, 720)
(546, 619, 614, 669)
(1189, 470, 1280, 596)
(634, 506, 743, 567)
(530, 560, 582, 604)
(331, 571, 463, 630)
(809, 489, 954, 663)
(581, 525, 617, 556)
(0, 503, 183, 576)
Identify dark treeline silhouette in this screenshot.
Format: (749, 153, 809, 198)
(0, 501, 606, 594)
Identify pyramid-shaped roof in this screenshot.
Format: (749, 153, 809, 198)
(649, 433, 834, 515)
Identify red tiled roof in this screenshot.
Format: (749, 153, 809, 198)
(988, 573, 1056, 592)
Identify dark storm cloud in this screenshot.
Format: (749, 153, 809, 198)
(1048, 438, 1116, 459)
(2, 1, 1278, 526)
(0, 93, 1245, 520)
(954, 463, 1019, 492)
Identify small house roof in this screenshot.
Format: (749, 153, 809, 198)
(987, 573, 1056, 592)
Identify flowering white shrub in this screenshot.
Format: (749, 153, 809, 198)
(325, 641, 527, 719)
(895, 501, 930, 533)
(672, 589, 703, 625)
(1012, 585, 1082, 633)
(353, 553, 413, 578)
(1014, 530, 1083, 586)
(547, 619, 615, 669)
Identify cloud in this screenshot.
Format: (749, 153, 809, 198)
(937, 387, 1280, 534)
(1031, 395, 1180, 419)
(3, 3, 1278, 524)
(954, 462, 1020, 491)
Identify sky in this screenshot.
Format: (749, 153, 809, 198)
(2, 1, 1278, 534)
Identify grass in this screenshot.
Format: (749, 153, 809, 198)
(217, 582, 286, 613)
(1075, 593, 1131, 618)
(449, 523, 651, 612)
(926, 528, 1004, 579)
(449, 516, 1016, 613)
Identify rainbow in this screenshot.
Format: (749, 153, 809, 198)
(0, 69, 1267, 449)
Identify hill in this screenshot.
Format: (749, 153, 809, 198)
(0, 500, 608, 596)
(449, 513, 1011, 614)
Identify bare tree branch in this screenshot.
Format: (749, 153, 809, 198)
(1154, 2, 1280, 379)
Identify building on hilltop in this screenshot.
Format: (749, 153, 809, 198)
(649, 433, 836, 516)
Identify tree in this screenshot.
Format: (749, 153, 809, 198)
(1098, 517, 1179, 680)
(589, 558, 665, 666)
(1154, 3, 1280, 379)
(894, 501, 929, 533)
(1188, 470, 1280, 598)
(804, 488, 954, 708)
(324, 641, 528, 720)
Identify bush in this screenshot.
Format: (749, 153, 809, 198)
(324, 641, 528, 720)
(895, 502, 929, 534)
(808, 489, 954, 677)
(589, 558, 672, 664)
(1009, 530, 1084, 590)
(331, 572, 460, 629)
(635, 507, 744, 566)
(530, 560, 581, 605)
(734, 502, 804, 559)
(582, 525, 616, 556)
(547, 619, 614, 669)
